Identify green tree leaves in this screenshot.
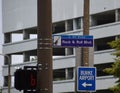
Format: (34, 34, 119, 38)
(103, 38, 120, 93)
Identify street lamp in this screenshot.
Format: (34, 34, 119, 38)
(0, 54, 11, 93)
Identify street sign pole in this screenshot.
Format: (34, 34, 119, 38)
(75, 0, 91, 93)
(83, 0, 90, 66)
(82, 0, 90, 93)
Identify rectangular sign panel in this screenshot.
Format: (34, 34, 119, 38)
(77, 67, 96, 92)
(53, 35, 93, 47)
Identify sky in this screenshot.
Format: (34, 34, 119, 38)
(0, 0, 3, 87)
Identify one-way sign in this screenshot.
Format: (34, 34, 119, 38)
(77, 67, 96, 92)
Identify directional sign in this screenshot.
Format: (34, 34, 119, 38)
(53, 35, 93, 47)
(77, 67, 96, 92)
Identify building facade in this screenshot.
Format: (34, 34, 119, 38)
(2, 0, 120, 93)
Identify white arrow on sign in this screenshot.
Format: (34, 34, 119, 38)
(82, 82, 92, 87)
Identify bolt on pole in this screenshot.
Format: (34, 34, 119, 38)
(37, 0, 53, 93)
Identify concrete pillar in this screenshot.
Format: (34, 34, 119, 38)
(65, 48, 73, 56)
(23, 30, 30, 40)
(90, 16, 97, 26)
(23, 52, 30, 62)
(73, 19, 76, 30)
(115, 9, 120, 22)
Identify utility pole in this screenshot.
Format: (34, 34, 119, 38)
(37, 0, 53, 93)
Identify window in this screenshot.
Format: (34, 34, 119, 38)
(75, 17, 81, 29)
(66, 19, 73, 31)
(25, 27, 37, 39)
(52, 21, 65, 34)
(91, 10, 115, 26)
(53, 69, 65, 81)
(66, 48, 74, 55)
(94, 63, 113, 77)
(4, 76, 8, 86)
(53, 68, 74, 81)
(53, 48, 65, 56)
(94, 36, 115, 51)
(4, 33, 11, 43)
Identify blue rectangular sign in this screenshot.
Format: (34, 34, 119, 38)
(77, 67, 96, 92)
(53, 35, 93, 47)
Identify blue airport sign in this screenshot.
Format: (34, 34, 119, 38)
(53, 35, 93, 47)
(77, 67, 96, 92)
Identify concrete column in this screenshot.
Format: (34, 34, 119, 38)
(23, 52, 30, 62)
(73, 19, 76, 30)
(65, 68, 73, 79)
(115, 9, 120, 22)
(65, 20, 68, 32)
(23, 30, 30, 40)
(90, 16, 97, 26)
(65, 48, 73, 56)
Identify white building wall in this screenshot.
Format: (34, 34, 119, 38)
(3, 22, 120, 54)
(2, 0, 37, 33)
(3, 0, 120, 33)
